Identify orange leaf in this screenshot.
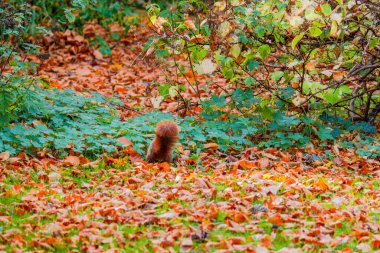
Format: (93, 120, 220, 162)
(190, 34, 204, 43)
(13, 185, 23, 192)
(37, 189, 47, 198)
(291, 82, 299, 88)
(207, 205, 219, 219)
(279, 152, 291, 162)
(63, 155, 80, 166)
(268, 213, 283, 226)
(237, 160, 256, 169)
(184, 20, 197, 30)
(185, 71, 195, 82)
(114, 85, 128, 94)
(332, 71, 344, 81)
(158, 162, 171, 172)
(259, 235, 272, 247)
(305, 60, 317, 71)
(232, 212, 246, 223)
(204, 143, 219, 149)
(314, 178, 329, 191)
(372, 235, 380, 248)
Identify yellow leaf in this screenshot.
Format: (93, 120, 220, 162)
(230, 44, 241, 58)
(150, 96, 163, 109)
(218, 21, 231, 38)
(330, 20, 338, 37)
(194, 58, 216, 75)
(263, 173, 272, 179)
(169, 86, 179, 99)
(214, 1, 226, 11)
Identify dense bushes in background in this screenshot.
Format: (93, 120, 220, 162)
(147, 0, 379, 123)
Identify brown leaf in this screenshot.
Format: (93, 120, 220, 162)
(258, 157, 270, 168)
(0, 151, 10, 161)
(204, 143, 219, 149)
(76, 67, 92, 76)
(62, 155, 80, 166)
(118, 137, 133, 147)
(93, 49, 103, 60)
(180, 237, 193, 248)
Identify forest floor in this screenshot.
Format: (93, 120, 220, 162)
(0, 22, 380, 252)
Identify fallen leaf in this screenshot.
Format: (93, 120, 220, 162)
(118, 137, 133, 147)
(63, 156, 80, 166)
(93, 49, 103, 60)
(0, 151, 10, 161)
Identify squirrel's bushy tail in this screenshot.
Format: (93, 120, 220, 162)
(146, 120, 179, 163)
(155, 120, 179, 140)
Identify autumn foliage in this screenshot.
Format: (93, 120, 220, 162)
(0, 0, 379, 252)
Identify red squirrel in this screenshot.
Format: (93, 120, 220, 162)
(146, 120, 179, 163)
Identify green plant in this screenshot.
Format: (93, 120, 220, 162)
(145, 0, 380, 126)
(127, 110, 379, 159)
(0, 3, 43, 126)
(0, 89, 126, 156)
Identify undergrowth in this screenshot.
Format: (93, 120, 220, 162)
(1, 88, 378, 159)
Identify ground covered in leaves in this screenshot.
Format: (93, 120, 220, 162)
(1, 150, 379, 252)
(1, 17, 380, 253)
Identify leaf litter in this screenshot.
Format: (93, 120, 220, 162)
(0, 19, 379, 253)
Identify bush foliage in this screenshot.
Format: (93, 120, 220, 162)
(147, 0, 379, 123)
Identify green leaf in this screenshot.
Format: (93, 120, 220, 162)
(192, 47, 208, 62)
(271, 71, 284, 81)
(155, 48, 170, 58)
(111, 33, 120, 40)
(305, 9, 319, 21)
(291, 33, 304, 49)
(321, 4, 332, 16)
(338, 85, 351, 94)
(64, 9, 76, 23)
(158, 84, 170, 99)
(309, 27, 323, 37)
(255, 25, 265, 38)
(211, 95, 227, 108)
(245, 77, 256, 86)
(369, 38, 379, 49)
(100, 46, 111, 56)
(246, 59, 260, 71)
(324, 89, 340, 104)
(257, 44, 271, 59)
(222, 67, 234, 79)
(317, 127, 334, 141)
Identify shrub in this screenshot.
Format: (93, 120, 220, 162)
(146, 0, 380, 123)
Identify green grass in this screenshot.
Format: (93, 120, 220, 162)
(0, 161, 378, 252)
